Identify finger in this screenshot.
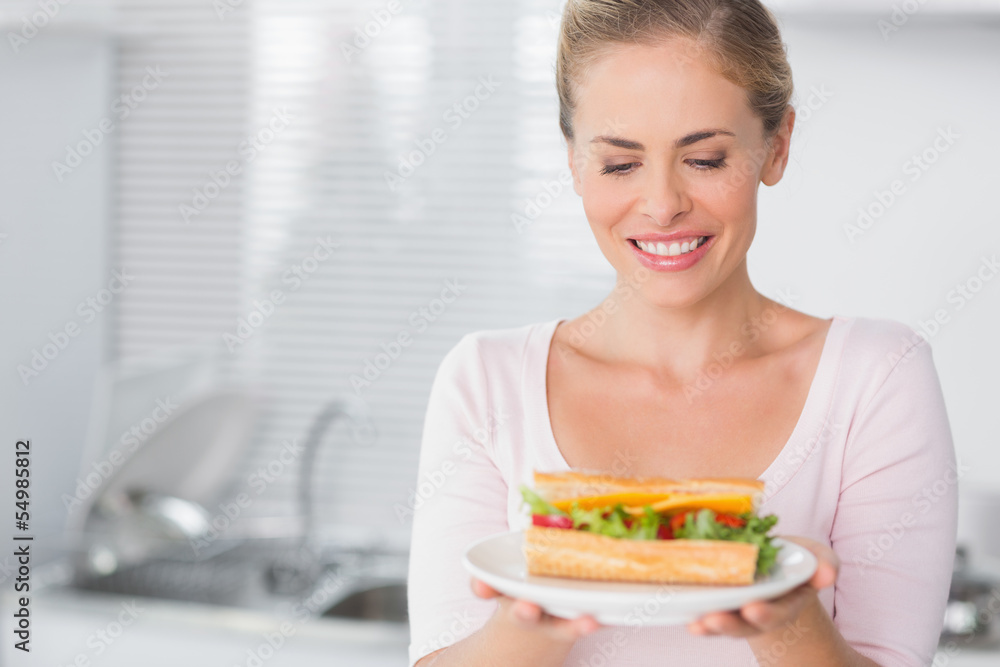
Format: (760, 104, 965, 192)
(809, 558, 838, 590)
(546, 613, 603, 641)
(470, 578, 502, 599)
(686, 619, 709, 636)
(508, 600, 602, 641)
(571, 614, 602, 636)
(511, 599, 542, 623)
(738, 587, 814, 632)
(691, 610, 759, 638)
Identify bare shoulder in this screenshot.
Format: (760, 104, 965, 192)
(757, 301, 833, 364)
(549, 313, 595, 361)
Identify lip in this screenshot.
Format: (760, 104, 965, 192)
(627, 235, 714, 272)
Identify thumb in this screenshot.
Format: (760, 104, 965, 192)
(781, 535, 839, 590)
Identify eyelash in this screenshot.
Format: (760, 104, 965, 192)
(599, 158, 727, 178)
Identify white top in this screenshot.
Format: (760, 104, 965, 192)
(407, 315, 958, 667)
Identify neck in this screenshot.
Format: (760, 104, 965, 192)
(590, 260, 777, 380)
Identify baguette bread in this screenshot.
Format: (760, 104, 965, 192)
(522, 470, 770, 585)
(525, 526, 759, 585)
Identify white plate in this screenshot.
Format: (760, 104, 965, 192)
(462, 531, 817, 626)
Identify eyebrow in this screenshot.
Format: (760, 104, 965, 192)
(590, 128, 736, 151)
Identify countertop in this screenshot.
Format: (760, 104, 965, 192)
(4, 582, 998, 666)
(1, 585, 410, 666)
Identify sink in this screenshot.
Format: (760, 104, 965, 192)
(65, 534, 411, 617)
(322, 582, 408, 623)
(68, 539, 301, 612)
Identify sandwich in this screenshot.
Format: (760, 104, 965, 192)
(520, 470, 780, 585)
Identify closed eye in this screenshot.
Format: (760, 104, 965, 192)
(688, 158, 726, 171)
(600, 162, 638, 178)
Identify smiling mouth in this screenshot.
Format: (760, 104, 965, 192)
(629, 236, 709, 257)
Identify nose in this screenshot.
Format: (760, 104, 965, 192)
(639, 165, 690, 225)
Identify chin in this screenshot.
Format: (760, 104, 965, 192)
(648, 292, 711, 310)
(623, 279, 712, 310)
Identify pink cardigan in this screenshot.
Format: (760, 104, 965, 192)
(407, 315, 958, 667)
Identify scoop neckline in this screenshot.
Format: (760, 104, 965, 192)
(533, 314, 847, 494)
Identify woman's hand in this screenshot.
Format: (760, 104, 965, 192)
(471, 577, 603, 643)
(685, 536, 839, 638)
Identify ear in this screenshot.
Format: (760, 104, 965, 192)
(568, 142, 583, 195)
(760, 105, 795, 187)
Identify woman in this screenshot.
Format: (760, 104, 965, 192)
(408, 1, 957, 665)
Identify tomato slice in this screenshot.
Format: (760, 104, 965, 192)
(714, 513, 746, 528)
(656, 524, 673, 540)
(532, 513, 573, 529)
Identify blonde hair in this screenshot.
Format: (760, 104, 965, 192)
(556, 0, 794, 143)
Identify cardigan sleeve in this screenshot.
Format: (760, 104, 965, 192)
(830, 336, 958, 666)
(406, 334, 510, 667)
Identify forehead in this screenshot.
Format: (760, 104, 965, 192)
(573, 38, 758, 144)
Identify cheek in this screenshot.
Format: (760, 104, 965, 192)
(581, 176, 634, 230)
(694, 174, 758, 228)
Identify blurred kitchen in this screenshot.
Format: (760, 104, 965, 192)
(0, 0, 998, 665)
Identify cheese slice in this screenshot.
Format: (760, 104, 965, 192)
(551, 492, 755, 516)
(627, 493, 756, 516)
(550, 492, 674, 512)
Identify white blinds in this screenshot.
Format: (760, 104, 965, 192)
(113, 0, 610, 545)
(114, 0, 251, 357)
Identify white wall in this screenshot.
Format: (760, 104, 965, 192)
(0, 25, 115, 557)
(753, 15, 1000, 490)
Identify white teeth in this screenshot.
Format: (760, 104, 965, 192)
(635, 236, 706, 257)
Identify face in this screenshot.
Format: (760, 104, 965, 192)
(567, 38, 793, 308)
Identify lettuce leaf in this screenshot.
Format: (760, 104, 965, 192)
(673, 509, 781, 576)
(519, 486, 568, 516)
(566, 503, 661, 540)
